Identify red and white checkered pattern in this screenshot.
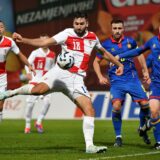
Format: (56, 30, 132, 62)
(0, 36, 20, 74)
(53, 28, 102, 76)
(25, 48, 55, 83)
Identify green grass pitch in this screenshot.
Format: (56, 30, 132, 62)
(0, 120, 160, 160)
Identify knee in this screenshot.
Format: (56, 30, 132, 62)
(150, 108, 159, 118)
(112, 101, 122, 111)
(85, 105, 95, 117)
(31, 83, 49, 95)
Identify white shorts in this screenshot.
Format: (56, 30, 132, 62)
(39, 65, 90, 101)
(0, 74, 7, 92)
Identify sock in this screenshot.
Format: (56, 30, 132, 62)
(139, 104, 150, 128)
(8, 84, 34, 98)
(36, 96, 50, 125)
(25, 102, 34, 128)
(112, 109, 122, 137)
(0, 112, 2, 122)
(83, 116, 94, 149)
(151, 117, 160, 143)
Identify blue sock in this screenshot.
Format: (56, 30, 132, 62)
(139, 105, 150, 128)
(151, 117, 160, 143)
(112, 110, 122, 137)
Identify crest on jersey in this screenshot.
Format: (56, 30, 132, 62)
(111, 48, 115, 52)
(153, 44, 156, 48)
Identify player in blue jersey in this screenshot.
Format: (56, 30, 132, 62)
(146, 54, 153, 69)
(93, 18, 150, 147)
(116, 26, 160, 149)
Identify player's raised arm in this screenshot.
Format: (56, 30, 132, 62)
(116, 40, 151, 60)
(17, 52, 36, 75)
(97, 47, 124, 75)
(12, 32, 57, 47)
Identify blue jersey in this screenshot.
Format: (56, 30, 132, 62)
(119, 35, 160, 83)
(96, 36, 138, 82)
(146, 54, 153, 69)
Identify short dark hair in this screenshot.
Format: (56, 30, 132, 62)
(111, 18, 124, 25)
(74, 12, 88, 19)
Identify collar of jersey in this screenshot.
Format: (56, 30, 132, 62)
(110, 35, 124, 43)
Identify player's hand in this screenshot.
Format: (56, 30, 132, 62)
(12, 32, 23, 43)
(28, 65, 36, 76)
(99, 76, 110, 86)
(115, 55, 120, 60)
(115, 65, 124, 76)
(143, 71, 151, 84)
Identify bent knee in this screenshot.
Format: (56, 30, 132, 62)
(31, 83, 50, 95)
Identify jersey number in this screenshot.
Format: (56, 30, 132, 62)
(73, 41, 81, 50)
(37, 61, 44, 69)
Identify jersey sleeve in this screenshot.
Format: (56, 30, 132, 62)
(95, 36, 103, 49)
(146, 53, 153, 68)
(52, 29, 68, 44)
(119, 37, 153, 59)
(11, 40, 20, 54)
(132, 38, 138, 48)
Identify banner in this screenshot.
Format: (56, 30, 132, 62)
(3, 92, 146, 119)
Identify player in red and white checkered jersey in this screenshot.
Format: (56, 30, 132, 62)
(0, 20, 35, 121)
(3, 12, 124, 153)
(24, 34, 56, 134)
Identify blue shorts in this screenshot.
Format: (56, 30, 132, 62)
(149, 81, 160, 100)
(110, 79, 148, 102)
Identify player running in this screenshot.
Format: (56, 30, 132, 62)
(24, 34, 56, 134)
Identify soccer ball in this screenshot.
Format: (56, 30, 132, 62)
(57, 52, 75, 69)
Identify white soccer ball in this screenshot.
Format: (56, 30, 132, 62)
(57, 52, 75, 69)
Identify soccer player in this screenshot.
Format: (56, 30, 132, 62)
(0, 12, 123, 153)
(24, 34, 56, 134)
(0, 20, 34, 121)
(115, 26, 160, 149)
(93, 18, 150, 147)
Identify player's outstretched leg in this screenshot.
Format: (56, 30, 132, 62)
(0, 84, 34, 100)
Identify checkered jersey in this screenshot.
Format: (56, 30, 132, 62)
(53, 28, 102, 76)
(25, 48, 55, 83)
(0, 36, 20, 74)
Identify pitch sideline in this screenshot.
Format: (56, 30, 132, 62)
(79, 151, 160, 160)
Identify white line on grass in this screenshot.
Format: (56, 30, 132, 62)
(79, 151, 160, 160)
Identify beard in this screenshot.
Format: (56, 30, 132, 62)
(74, 29, 86, 37)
